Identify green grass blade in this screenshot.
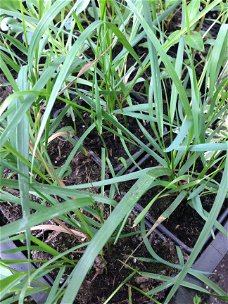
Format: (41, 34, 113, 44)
(27, 0, 71, 70)
(61, 167, 171, 303)
(33, 20, 102, 160)
(0, 57, 63, 150)
(45, 267, 65, 303)
(126, 0, 192, 118)
(15, 65, 31, 275)
(164, 151, 228, 303)
(0, 198, 93, 240)
(165, 119, 192, 152)
(143, 1, 163, 136)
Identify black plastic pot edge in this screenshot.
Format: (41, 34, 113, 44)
(134, 202, 194, 253)
(0, 238, 53, 304)
(172, 220, 228, 304)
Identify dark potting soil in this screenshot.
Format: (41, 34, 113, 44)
(75, 235, 178, 304)
(49, 107, 151, 171)
(140, 192, 227, 248)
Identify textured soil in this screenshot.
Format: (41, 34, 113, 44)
(0, 204, 178, 304)
(207, 253, 228, 304)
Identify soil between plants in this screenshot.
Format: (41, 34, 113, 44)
(0, 206, 178, 304)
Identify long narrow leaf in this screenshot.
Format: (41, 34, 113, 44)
(61, 167, 171, 303)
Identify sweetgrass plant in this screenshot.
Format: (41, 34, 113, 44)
(0, 0, 228, 303)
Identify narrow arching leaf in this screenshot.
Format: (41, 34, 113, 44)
(0, 198, 93, 240)
(61, 167, 171, 303)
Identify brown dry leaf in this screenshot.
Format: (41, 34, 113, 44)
(58, 43, 114, 96)
(77, 59, 98, 78)
(148, 215, 166, 235)
(77, 43, 114, 78)
(48, 131, 70, 143)
(52, 217, 83, 239)
(29, 224, 86, 239)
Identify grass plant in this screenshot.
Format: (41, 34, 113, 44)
(0, 0, 227, 303)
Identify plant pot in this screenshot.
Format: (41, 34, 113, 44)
(0, 238, 53, 304)
(172, 220, 228, 304)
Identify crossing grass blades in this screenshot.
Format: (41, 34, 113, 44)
(0, 0, 227, 303)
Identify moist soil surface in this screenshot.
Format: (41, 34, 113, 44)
(75, 236, 177, 304)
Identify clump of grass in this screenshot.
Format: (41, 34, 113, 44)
(0, 0, 227, 303)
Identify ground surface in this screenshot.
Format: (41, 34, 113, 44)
(208, 253, 228, 304)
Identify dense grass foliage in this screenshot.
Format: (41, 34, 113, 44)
(0, 0, 227, 303)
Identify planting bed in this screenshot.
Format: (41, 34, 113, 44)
(1, 122, 227, 303)
(1, 1, 227, 304)
(1, 134, 179, 303)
